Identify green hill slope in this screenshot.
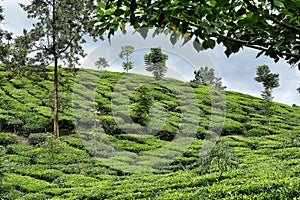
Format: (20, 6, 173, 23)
(0, 65, 300, 199)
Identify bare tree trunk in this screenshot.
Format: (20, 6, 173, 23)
(53, 58, 59, 138)
(52, 0, 59, 138)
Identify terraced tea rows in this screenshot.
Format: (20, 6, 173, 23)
(0, 65, 300, 199)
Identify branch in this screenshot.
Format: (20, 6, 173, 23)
(58, 35, 76, 54)
(266, 14, 300, 33)
(123, 1, 300, 59)
(169, 15, 300, 58)
(243, 0, 300, 33)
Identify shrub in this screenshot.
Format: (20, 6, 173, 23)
(1, 155, 31, 165)
(100, 115, 123, 135)
(227, 113, 250, 123)
(156, 123, 179, 141)
(60, 135, 84, 149)
(6, 143, 33, 155)
(0, 132, 16, 146)
(0, 190, 23, 200)
(3, 173, 56, 193)
(221, 119, 245, 136)
(118, 123, 145, 134)
(16, 165, 64, 182)
(24, 114, 50, 133)
(59, 117, 75, 135)
(0, 145, 6, 156)
(53, 174, 97, 187)
(247, 128, 269, 136)
(28, 133, 55, 146)
(20, 193, 50, 200)
(196, 126, 209, 139)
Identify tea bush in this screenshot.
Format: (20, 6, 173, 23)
(222, 119, 246, 136)
(28, 133, 55, 146)
(0, 132, 15, 146)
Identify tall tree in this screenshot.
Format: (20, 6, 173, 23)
(20, 0, 96, 138)
(93, 0, 300, 69)
(130, 85, 153, 126)
(254, 65, 279, 119)
(192, 66, 226, 90)
(0, 4, 12, 64)
(144, 47, 168, 80)
(119, 45, 134, 73)
(95, 57, 109, 70)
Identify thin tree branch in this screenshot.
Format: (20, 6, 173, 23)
(169, 15, 300, 58)
(243, 0, 300, 33)
(58, 35, 76, 54)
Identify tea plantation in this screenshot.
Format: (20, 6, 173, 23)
(0, 65, 300, 199)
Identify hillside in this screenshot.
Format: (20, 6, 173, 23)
(0, 65, 300, 199)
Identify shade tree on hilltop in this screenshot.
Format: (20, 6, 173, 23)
(192, 66, 226, 90)
(95, 57, 109, 70)
(144, 47, 168, 80)
(254, 65, 279, 120)
(119, 45, 135, 73)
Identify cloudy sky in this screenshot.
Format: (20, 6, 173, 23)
(1, 0, 299, 106)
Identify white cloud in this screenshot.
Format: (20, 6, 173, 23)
(2, 0, 32, 35)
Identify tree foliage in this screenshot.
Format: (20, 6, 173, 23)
(95, 57, 109, 70)
(255, 65, 279, 100)
(192, 66, 226, 90)
(198, 141, 238, 181)
(19, 0, 96, 138)
(119, 45, 135, 73)
(144, 47, 168, 80)
(0, 5, 13, 64)
(254, 65, 279, 118)
(130, 85, 154, 126)
(93, 0, 300, 69)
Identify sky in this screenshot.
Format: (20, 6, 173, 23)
(1, 0, 300, 106)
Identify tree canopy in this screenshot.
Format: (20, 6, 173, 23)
(144, 47, 168, 80)
(255, 64, 280, 101)
(19, 0, 96, 138)
(0, 5, 12, 64)
(254, 64, 279, 119)
(119, 45, 135, 72)
(93, 0, 300, 69)
(95, 57, 109, 70)
(192, 66, 226, 90)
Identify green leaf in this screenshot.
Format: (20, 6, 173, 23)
(193, 38, 203, 52)
(224, 49, 232, 57)
(206, 26, 216, 34)
(273, 0, 284, 8)
(97, 2, 106, 9)
(137, 28, 148, 39)
(209, 0, 217, 7)
(170, 31, 177, 46)
(202, 39, 215, 49)
(181, 35, 192, 46)
(114, 9, 125, 16)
